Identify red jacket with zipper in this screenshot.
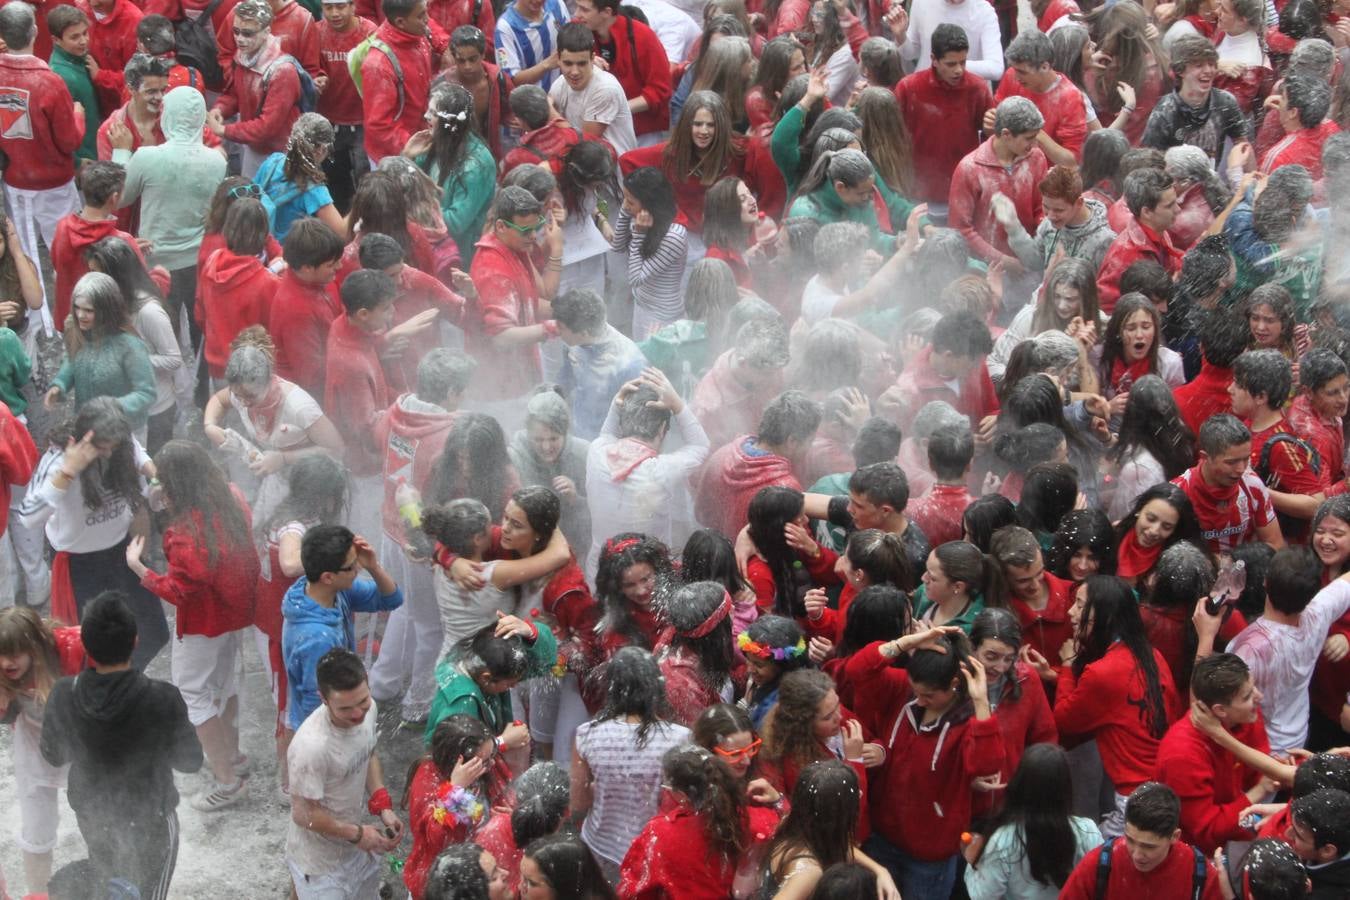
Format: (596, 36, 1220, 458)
(0, 54, 86, 190)
(213, 42, 302, 154)
(268, 269, 343, 401)
(361, 20, 433, 162)
(844, 640, 1005, 861)
(51, 215, 144, 330)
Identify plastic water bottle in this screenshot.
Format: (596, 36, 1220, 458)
(1206, 559, 1247, 616)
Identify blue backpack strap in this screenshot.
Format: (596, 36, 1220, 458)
(1095, 836, 1117, 899)
(1191, 845, 1208, 900)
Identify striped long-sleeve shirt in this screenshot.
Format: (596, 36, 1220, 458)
(610, 209, 688, 340)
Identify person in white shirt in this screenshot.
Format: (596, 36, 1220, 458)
(1200, 546, 1350, 754)
(585, 366, 709, 578)
(626, 0, 700, 64)
(549, 22, 638, 156)
(1215, 0, 1268, 69)
(285, 649, 403, 900)
(886, 0, 1005, 82)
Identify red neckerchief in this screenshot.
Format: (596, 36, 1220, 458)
(1184, 14, 1217, 38)
(1116, 528, 1164, 579)
(1110, 355, 1152, 394)
(247, 377, 286, 438)
(605, 437, 659, 482)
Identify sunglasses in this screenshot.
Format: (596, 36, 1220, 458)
(713, 738, 761, 761)
(498, 216, 546, 235)
(228, 183, 262, 200)
(232, 26, 260, 37)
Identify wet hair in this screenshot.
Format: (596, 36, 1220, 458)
(1120, 260, 1174, 305)
(978, 744, 1078, 888)
(1123, 167, 1173, 219)
(994, 373, 1081, 463)
(1076, 575, 1170, 737)
(1294, 752, 1350, 798)
(1080, 128, 1129, 199)
(1234, 348, 1294, 408)
(837, 584, 911, 659)
(1111, 374, 1196, 479)
(1168, 33, 1219, 78)
(1199, 307, 1251, 369)
(315, 646, 365, 695)
(85, 235, 163, 315)
(1246, 284, 1297, 356)
(553, 288, 607, 337)
(1292, 788, 1350, 855)
(592, 646, 674, 748)
(993, 96, 1045, 135)
(614, 384, 670, 444)
(908, 633, 973, 702)
(283, 112, 333, 190)
(425, 414, 513, 520)
(1125, 782, 1181, 836)
(419, 714, 494, 801)
(934, 540, 1004, 608)
(853, 417, 903, 467)
(223, 197, 269, 258)
(300, 524, 355, 581)
(1048, 509, 1117, 580)
(747, 486, 809, 618)
(421, 499, 491, 557)
(812, 222, 870, 277)
(742, 615, 808, 683)
(154, 440, 251, 566)
(1266, 546, 1320, 616)
(416, 348, 475, 404)
(123, 52, 173, 92)
(1198, 412, 1252, 457)
(559, 139, 618, 221)
(623, 166, 679, 260)
(847, 462, 910, 514)
(77, 161, 125, 211)
(1301, 347, 1349, 392)
(456, 620, 535, 686)
(1035, 257, 1100, 334)
(846, 528, 914, 591)
(810, 864, 878, 899)
(0, 3, 36, 51)
(931, 311, 994, 358)
(930, 22, 969, 58)
(970, 606, 1025, 700)
(758, 390, 822, 447)
(522, 834, 617, 899)
(963, 495, 1019, 552)
(662, 743, 753, 856)
(509, 83, 551, 130)
(594, 534, 675, 649)
(1006, 28, 1054, 67)
(233, 0, 273, 27)
(1017, 462, 1079, 537)
(733, 312, 791, 371)
(284, 217, 345, 269)
(423, 844, 490, 900)
(665, 581, 736, 690)
(1164, 144, 1230, 214)
(1116, 483, 1205, 564)
(1099, 293, 1162, 379)
(1255, 165, 1314, 243)
(81, 591, 136, 665)
(265, 453, 348, 535)
(792, 320, 863, 394)
(68, 398, 144, 516)
(860, 36, 902, 88)
(1236, 839, 1310, 900)
(692, 703, 755, 756)
(762, 668, 836, 769)
(792, 149, 873, 212)
(680, 528, 752, 603)
(1191, 651, 1252, 707)
(1038, 165, 1081, 206)
(764, 760, 859, 880)
(133, 13, 171, 53)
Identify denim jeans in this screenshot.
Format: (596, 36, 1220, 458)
(863, 833, 960, 899)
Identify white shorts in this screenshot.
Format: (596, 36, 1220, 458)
(171, 630, 242, 727)
(288, 849, 383, 899)
(16, 781, 60, 854)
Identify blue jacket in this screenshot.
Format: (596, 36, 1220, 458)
(281, 576, 403, 729)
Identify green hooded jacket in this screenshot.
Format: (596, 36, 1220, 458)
(425, 621, 557, 744)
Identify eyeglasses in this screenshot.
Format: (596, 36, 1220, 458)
(232, 26, 260, 37)
(713, 738, 761, 761)
(498, 216, 546, 235)
(228, 184, 262, 200)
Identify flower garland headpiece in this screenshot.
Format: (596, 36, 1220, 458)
(430, 781, 485, 828)
(737, 632, 807, 662)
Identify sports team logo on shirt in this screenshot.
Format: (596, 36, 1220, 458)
(0, 87, 32, 140)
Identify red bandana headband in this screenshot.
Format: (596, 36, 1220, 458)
(606, 536, 641, 555)
(684, 589, 733, 639)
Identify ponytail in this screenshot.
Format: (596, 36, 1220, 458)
(662, 744, 749, 856)
(933, 541, 1006, 609)
(846, 528, 914, 591)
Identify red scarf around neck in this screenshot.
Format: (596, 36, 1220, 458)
(1116, 528, 1164, 580)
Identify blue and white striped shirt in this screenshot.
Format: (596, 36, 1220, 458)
(494, 0, 569, 91)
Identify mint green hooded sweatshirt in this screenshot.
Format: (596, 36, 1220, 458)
(120, 86, 227, 272)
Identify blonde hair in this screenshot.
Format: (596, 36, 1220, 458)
(0, 608, 64, 706)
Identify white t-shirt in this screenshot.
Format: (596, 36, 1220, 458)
(800, 274, 844, 324)
(1230, 579, 1350, 753)
(285, 700, 380, 876)
(21, 441, 151, 553)
(549, 68, 638, 157)
(434, 562, 526, 658)
(575, 718, 690, 864)
(1216, 30, 1265, 68)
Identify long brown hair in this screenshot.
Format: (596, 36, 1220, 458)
(855, 86, 915, 197)
(1098, 293, 1162, 380)
(1079, 1, 1171, 118)
(1032, 257, 1100, 334)
(692, 36, 754, 127)
(762, 668, 835, 769)
(154, 440, 252, 566)
(0, 607, 64, 704)
(63, 271, 135, 357)
(663, 91, 743, 186)
(662, 744, 752, 857)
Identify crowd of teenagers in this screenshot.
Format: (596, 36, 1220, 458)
(11, 0, 1350, 894)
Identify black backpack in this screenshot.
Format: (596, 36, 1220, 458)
(1255, 431, 1322, 487)
(174, 0, 228, 91)
(1094, 836, 1208, 899)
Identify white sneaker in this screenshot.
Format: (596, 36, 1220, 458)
(190, 775, 249, 812)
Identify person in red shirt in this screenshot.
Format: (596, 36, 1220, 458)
(50, 162, 144, 331)
(1259, 73, 1339, 180)
(268, 217, 345, 399)
(443, 24, 513, 161)
(325, 269, 398, 535)
(693, 390, 821, 542)
(361, 0, 434, 164)
(1288, 349, 1350, 494)
(1229, 348, 1329, 536)
(1173, 305, 1245, 437)
(844, 628, 1004, 898)
(573, 0, 669, 142)
(948, 95, 1049, 269)
(1045, 575, 1180, 837)
(465, 186, 564, 417)
(78, 0, 142, 104)
(885, 311, 999, 436)
(1059, 782, 1223, 899)
(207, 0, 302, 176)
(992, 29, 1088, 166)
(908, 424, 976, 549)
(1155, 654, 1273, 854)
(893, 24, 993, 207)
(989, 525, 1076, 669)
(216, 0, 321, 80)
(1097, 168, 1184, 313)
(0, 2, 85, 296)
(126, 440, 260, 813)
(316, 0, 376, 213)
(197, 198, 280, 381)
(500, 82, 579, 176)
(1174, 413, 1285, 555)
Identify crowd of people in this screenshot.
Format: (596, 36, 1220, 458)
(5, 0, 1350, 894)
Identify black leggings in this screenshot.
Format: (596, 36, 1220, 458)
(68, 538, 170, 670)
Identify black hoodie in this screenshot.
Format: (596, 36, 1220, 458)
(40, 668, 202, 821)
(1310, 854, 1350, 900)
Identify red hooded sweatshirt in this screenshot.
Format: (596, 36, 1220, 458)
(269, 268, 343, 400)
(465, 232, 543, 401)
(1054, 642, 1180, 796)
(51, 216, 143, 329)
(0, 54, 86, 191)
(0, 400, 36, 537)
(980, 661, 1057, 814)
(216, 0, 322, 79)
(894, 67, 994, 205)
(213, 39, 302, 154)
(325, 313, 391, 477)
(948, 136, 1049, 263)
(196, 247, 279, 378)
(79, 0, 143, 95)
(1096, 217, 1183, 313)
(1154, 712, 1270, 854)
(596, 15, 670, 138)
(617, 801, 779, 900)
(361, 20, 433, 163)
(844, 640, 1006, 861)
(502, 118, 581, 178)
(140, 487, 260, 637)
(373, 394, 458, 545)
(383, 264, 465, 394)
(692, 435, 801, 544)
(1060, 839, 1223, 900)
